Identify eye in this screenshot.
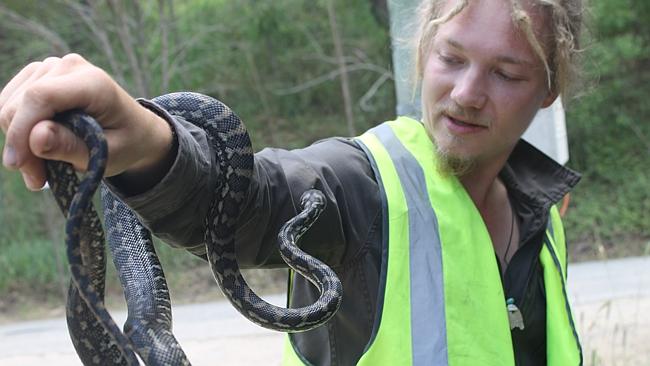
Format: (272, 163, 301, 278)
(437, 52, 463, 66)
(495, 70, 523, 82)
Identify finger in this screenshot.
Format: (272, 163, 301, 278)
(0, 64, 42, 133)
(30, 120, 89, 172)
(21, 117, 91, 192)
(1, 58, 63, 166)
(0, 57, 61, 121)
(0, 102, 16, 134)
(0, 61, 43, 108)
(19, 159, 47, 191)
(3, 72, 104, 169)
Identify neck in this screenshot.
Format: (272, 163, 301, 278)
(458, 153, 510, 213)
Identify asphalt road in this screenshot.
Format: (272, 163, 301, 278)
(1, 256, 649, 366)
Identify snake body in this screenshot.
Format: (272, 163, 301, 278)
(46, 111, 139, 365)
(46, 92, 343, 365)
(101, 186, 190, 365)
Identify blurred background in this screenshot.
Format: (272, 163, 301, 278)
(0, 0, 648, 365)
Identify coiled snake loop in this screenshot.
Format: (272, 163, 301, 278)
(45, 92, 343, 365)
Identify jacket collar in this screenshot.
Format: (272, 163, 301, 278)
(501, 139, 581, 206)
(500, 139, 581, 244)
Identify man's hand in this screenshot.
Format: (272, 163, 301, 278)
(0, 53, 173, 190)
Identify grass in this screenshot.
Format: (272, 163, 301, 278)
(0, 238, 68, 295)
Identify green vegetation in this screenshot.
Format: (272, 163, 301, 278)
(0, 0, 648, 311)
(563, 0, 650, 259)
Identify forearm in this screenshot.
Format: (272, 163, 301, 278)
(105, 96, 379, 267)
(104, 102, 218, 252)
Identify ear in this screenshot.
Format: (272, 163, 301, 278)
(541, 90, 558, 108)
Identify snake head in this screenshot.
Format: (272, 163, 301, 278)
(300, 189, 326, 211)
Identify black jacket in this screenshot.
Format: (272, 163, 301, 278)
(108, 101, 581, 366)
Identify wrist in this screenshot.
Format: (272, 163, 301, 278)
(131, 100, 177, 173)
(110, 99, 177, 195)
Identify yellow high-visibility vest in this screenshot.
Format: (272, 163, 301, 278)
(283, 117, 582, 365)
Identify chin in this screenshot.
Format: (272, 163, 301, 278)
(435, 143, 477, 177)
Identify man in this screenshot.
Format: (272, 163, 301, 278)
(0, 0, 584, 364)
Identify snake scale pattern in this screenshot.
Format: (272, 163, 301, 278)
(45, 92, 343, 365)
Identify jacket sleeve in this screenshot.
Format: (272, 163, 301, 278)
(104, 99, 381, 269)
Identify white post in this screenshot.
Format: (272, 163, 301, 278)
(387, 0, 421, 118)
(522, 100, 569, 164)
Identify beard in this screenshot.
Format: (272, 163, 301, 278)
(423, 101, 489, 177)
(435, 136, 476, 177)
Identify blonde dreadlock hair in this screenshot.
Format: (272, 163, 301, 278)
(414, 0, 584, 103)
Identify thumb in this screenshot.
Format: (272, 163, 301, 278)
(30, 120, 90, 172)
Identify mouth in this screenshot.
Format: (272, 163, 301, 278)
(442, 113, 487, 134)
(445, 113, 485, 128)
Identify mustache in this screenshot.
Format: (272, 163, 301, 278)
(432, 102, 492, 127)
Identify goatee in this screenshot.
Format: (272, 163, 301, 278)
(435, 141, 476, 177)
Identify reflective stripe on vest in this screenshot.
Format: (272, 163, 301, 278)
(542, 207, 583, 365)
(283, 117, 581, 365)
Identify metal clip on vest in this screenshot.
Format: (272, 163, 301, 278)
(507, 298, 525, 330)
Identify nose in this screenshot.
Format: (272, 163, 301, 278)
(450, 67, 487, 109)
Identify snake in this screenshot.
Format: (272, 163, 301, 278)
(44, 92, 343, 365)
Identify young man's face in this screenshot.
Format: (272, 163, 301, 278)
(421, 0, 556, 174)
